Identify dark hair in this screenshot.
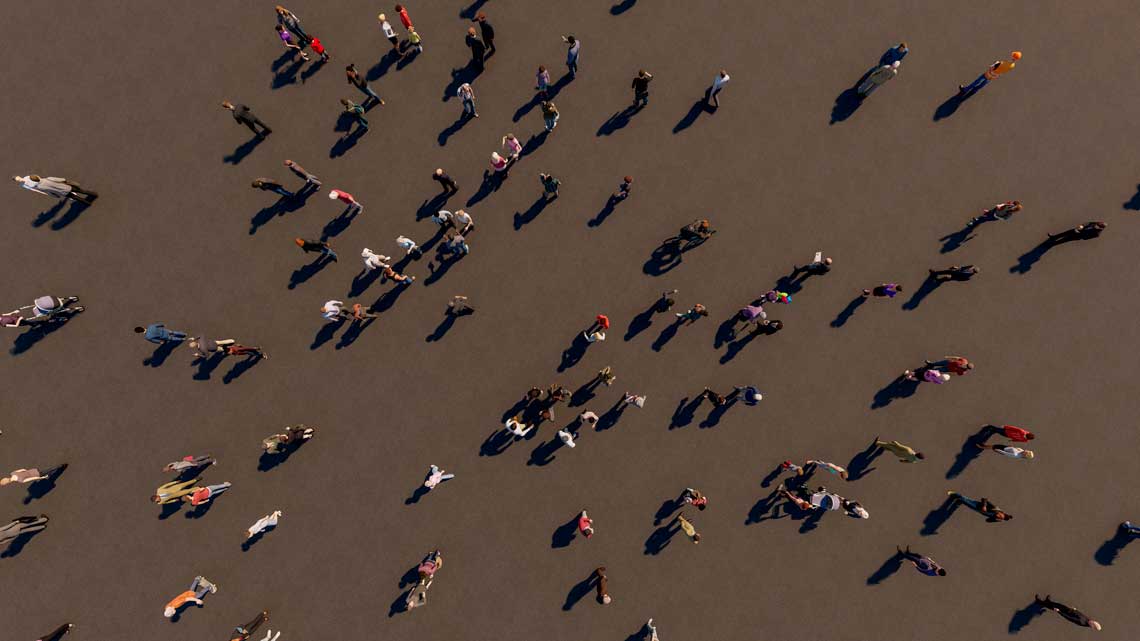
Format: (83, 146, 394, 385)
(538, 65, 546, 72)
(916, 452, 926, 460)
(395, 4, 404, 10)
(134, 326, 145, 333)
(937, 568, 947, 576)
(346, 64, 355, 71)
(275, 24, 284, 31)
(624, 175, 633, 183)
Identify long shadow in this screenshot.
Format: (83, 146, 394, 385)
(829, 87, 863, 124)
(396, 48, 421, 70)
(654, 498, 682, 525)
(946, 425, 991, 479)
(335, 317, 375, 350)
(597, 106, 640, 136)
(527, 437, 563, 467)
(551, 515, 579, 548)
(467, 171, 504, 208)
(1, 531, 47, 558)
(438, 113, 473, 146)
(514, 196, 550, 230)
(798, 509, 825, 534)
(587, 195, 621, 228)
(699, 397, 736, 428)
(673, 99, 710, 134)
(919, 496, 959, 536)
(417, 192, 453, 221)
(143, 340, 179, 367)
(866, 551, 903, 584)
(611, 0, 638, 14)
(369, 283, 412, 315)
(569, 378, 601, 408)
(901, 275, 944, 311)
(330, 128, 366, 158)
(311, 320, 344, 350)
(713, 316, 738, 349)
(348, 268, 383, 297)
(1008, 601, 1046, 634)
(158, 501, 184, 520)
(479, 429, 514, 457)
(321, 206, 361, 241)
(939, 220, 985, 253)
(31, 201, 66, 228)
(1009, 238, 1059, 274)
(719, 330, 761, 365)
(388, 589, 410, 617)
(830, 295, 866, 328)
(642, 243, 683, 276)
(424, 254, 460, 286)
(643, 520, 679, 555)
(426, 314, 458, 342)
(562, 572, 596, 610)
(846, 440, 882, 481)
(44, 201, 90, 230)
(184, 500, 217, 519)
(459, 0, 488, 18)
(241, 525, 276, 551)
(624, 299, 659, 341)
(10, 323, 68, 356)
(288, 254, 334, 290)
(512, 93, 544, 123)
(519, 131, 549, 159)
(405, 485, 430, 506)
(223, 135, 264, 165)
(257, 446, 304, 472)
(367, 51, 397, 82)
(270, 50, 304, 88)
(650, 319, 683, 352)
(744, 490, 784, 524)
(249, 188, 317, 235)
(933, 93, 966, 121)
(668, 396, 700, 430)
(441, 63, 480, 103)
(557, 333, 590, 372)
(870, 374, 919, 409)
(1124, 184, 1140, 210)
(300, 57, 327, 82)
(24, 464, 68, 504)
(1096, 528, 1134, 565)
(191, 352, 226, 381)
(222, 354, 263, 384)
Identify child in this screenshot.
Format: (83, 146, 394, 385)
(615, 175, 633, 200)
(535, 65, 551, 97)
(308, 35, 329, 61)
(578, 510, 594, 537)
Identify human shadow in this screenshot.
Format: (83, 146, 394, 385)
(562, 571, 596, 610)
(459, 0, 488, 18)
(760, 463, 785, 488)
(1009, 238, 1059, 274)
(441, 63, 481, 103)
(830, 295, 866, 328)
(1008, 601, 1046, 634)
(650, 318, 683, 352)
(1, 530, 47, 558)
(191, 352, 226, 381)
(514, 196, 550, 230)
(184, 500, 217, 519)
(348, 268, 383, 298)
(597, 106, 640, 137)
(829, 87, 863, 124)
(9, 322, 68, 356)
(288, 254, 334, 290)
(654, 498, 682, 525)
(23, 465, 68, 504)
(335, 317, 375, 350)
(611, 0, 638, 14)
(519, 131, 549, 159)
(405, 485, 430, 506)
(369, 283, 412, 316)
(142, 340, 179, 367)
(744, 490, 784, 524)
(158, 501, 184, 520)
(642, 243, 683, 276)
(479, 429, 515, 457)
(587, 195, 621, 228)
(668, 396, 701, 430)
(257, 446, 304, 472)
(568, 378, 602, 408)
(36, 201, 90, 230)
(416, 192, 453, 221)
(946, 425, 991, 479)
(558, 333, 589, 372)
(699, 397, 736, 428)
(425, 314, 458, 342)
(223, 135, 264, 165)
(594, 403, 626, 432)
(367, 51, 397, 82)
(222, 354, 263, 384)
(1095, 528, 1134, 565)
(939, 221, 984, 253)
(870, 374, 919, 409)
(866, 551, 903, 585)
(719, 329, 761, 365)
(512, 93, 543, 123)
(673, 99, 711, 134)
(798, 509, 825, 534)
(846, 440, 883, 481)
(438, 113, 473, 146)
(424, 253, 461, 286)
(1124, 184, 1140, 210)
(527, 437, 564, 467)
(919, 496, 959, 536)
(901, 274, 944, 311)
(241, 525, 276, 551)
(320, 205, 361, 241)
(249, 188, 317, 235)
(300, 56, 327, 82)
(643, 519, 680, 555)
(271, 51, 305, 89)
(329, 128, 366, 158)
(31, 201, 66, 228)
(466, 170, 504, 208)
(551, 515, 579, 548)
(311, 319, 345, 350)
(624, 299, 660, 341)
(933, 93, 965, 122)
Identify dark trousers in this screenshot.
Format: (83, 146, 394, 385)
(38, 623, 73, 641)
(440, 179, 459, 193)
(240, 117, 272, 137)
(484, 37, 495, 55)
(66, 185, 98, 204)
(235, 611, 268, 638)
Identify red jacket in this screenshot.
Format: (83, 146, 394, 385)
(1002, 425, 1034, 442)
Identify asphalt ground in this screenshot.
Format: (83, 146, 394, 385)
(2, 1, 1140, 639)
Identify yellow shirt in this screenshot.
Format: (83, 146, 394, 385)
(985, 60, 1015, 80)
(678, 516, 696, 537)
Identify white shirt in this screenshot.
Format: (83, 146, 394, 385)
(995, 446, 1027, 458)
(380, 20, 396, 38)
(433, 210, 453, 226)
(558, 430, 576, 447)
(322, 300, 344, 319)
(396, 236, 416, 249)
(506, 419, 530, 437)
(247, 511, 281, 537)
(712, 73, 730, 91)
(453, 210, 473, 226)
(362, 249, 390, 270)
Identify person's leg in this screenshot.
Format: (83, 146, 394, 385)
(711, 87, 721, 107)
(168, 330, 188, 341)
(1122, 521, 1140, 535)
(243, 120, 261, 136)
(38, 623, 74, 641)
(241, 611, 268, 634)
(251, 116, 272, 136)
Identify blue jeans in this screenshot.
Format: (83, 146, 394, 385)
(271, 186, 294, 198)
(358, 84, 381, 104)
(321, 247, 337, 261)
(463, 98, 476, 115)
(962, 74, 988, 94)
(544, 114, 559, 131)
(568, 59, 578, 75)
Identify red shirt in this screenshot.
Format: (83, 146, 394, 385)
(595, 314, 610, 329)
(189, 487, 212, 506)
(578, 516, 593, 536)
(1002, 425, 1033, 442)
(398, 8, 413, 30)
(309, 37, 325, 54)
(332, 190, 355, 204)
(946, 358, 971, 375)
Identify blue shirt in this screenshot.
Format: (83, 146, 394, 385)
(567, 41, 580, 63)
(144, 323, 171, 343)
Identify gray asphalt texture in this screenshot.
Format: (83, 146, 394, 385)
(2, 1, 1140, 639)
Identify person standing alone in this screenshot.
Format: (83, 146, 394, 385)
(475, 12, 496, 57)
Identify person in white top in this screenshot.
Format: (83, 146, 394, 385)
(432, 209, 454, 229)
(245, 510, 282, 540)
(396, 236, 421, 257)
(377, 13, 398, 51)
(579, 411, 599, 426)
(452, 209, 474, 234)
(361, 248, 390, 270)
(558, 429, 576, 448)
(979, 443, 1034, 459)
(645, 618, 660, 641)
(584, 330, 605, 343)
(707, 69, 730, 108)
(506, 416, 533, 438)
(321, 300, 345, 320)
(13, 175, 99, 204)
(423, 465, 455, 489)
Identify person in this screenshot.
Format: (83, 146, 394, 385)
(329, 188, 363, 214)
(295, 238, 337, 262)
(1, 465, 66, 486)
(842, 498, 870, 519)
(700, 387, 727, 406)
(284, 159, 322, 190)
(632, 69, 653, 108)
(252, 178, 293, 199)
(645, 619, 659, 641)
(505, 416, 533, 438)
(863, 283, 902, 298)
(163, 455, 216, 474)
(275, 24, 308, 61)
(340, 98, 369, 132)
(596, 366, 617, 386)
(982, 424, 1036, 442)
(406, 550, 443, 609)
(682, 488, 708, 510)
(447, 295, 473, 316)
(978, 443, 1034, 459)
(322, 299, 348, 321)
(875, 439, 925, 462)
(807, 460, 849, 480)
(262, 425, 316, 454)
(465, 27, 486, 67)
(675, 303, 708, 323)
(857, 61, 900, 97)
(403, 28, 423, 55)
(163, 576, 218, 618)
(623, 392, 647, 408)
(1034, 595, 1102, 631)
(502, 134, 523, 162)
(384, 265, 416, 284)
(474, 12, 495, 55)
(734, 385, 763, 404)
(926, 355, 974, 375)
(1120, 521, 1140, 536)
(458, 82, 478, 118)
(677, 514, 700, 543)
(780, 460, 804, 476)
(969, 200, 1021, 226)
(309, 34, 329, 61)
(792, 252, 833, 276)
(562, 35, 581, 75)
(1047, 221, 1107, 241)
(541, 100, 560, 132)
(246, 510, 282, 540)
(679, 219, 714, 242)
(656, 289, 679, 312)
(882, 42, 908, 65)
(948, 491, 1013, 521)
(777, 483, 814, 511)
(490, 152, 509, 173)
(577, 510, 594, 537)
(0, 514, 49, 545)
(135, 323, 189, 344)
(959, 51, 1021, 96)
(540, 172, 561, 200)
(12, 175, 99, 204)
(707, 69, 731, 107)
(152, 477, 201, 504)
(898, 546, 946, 576)
(395, 4, 413, 30)
(188, 336, 237, 359)
(535, 65, 551, 98)
(929, 265, 978, 281)
(36, 623, 74, 641)
(228, 611, 269, 641)
(423, 465, 454, 489)
(904, 367, 950, 384)
(346, 63, 384, 107)
(433, 168, 459, 194)
(396, 235, 421, 258)
(185, 482, 232, 507)
(558, 429, 576, 448)
(377, 14, 399, 52)
(275, 6, 310, 43)
(443, 233, 470, 256)
(614, 175, 634, 200)
(593, 566, 610, 604)
(584, 329, 605, 343)
(221, 101, 272, 137)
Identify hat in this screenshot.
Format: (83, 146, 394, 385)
(1011, 51, 1022, 60)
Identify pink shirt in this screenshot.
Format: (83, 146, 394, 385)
(331, 190, 355, 204)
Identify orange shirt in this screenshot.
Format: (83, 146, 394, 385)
(165, 590, 197, 611)
(985, 60, 1015, 80)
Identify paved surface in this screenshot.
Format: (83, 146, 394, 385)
(2, 1, 1140, 639)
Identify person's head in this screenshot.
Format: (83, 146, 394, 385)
(567, 35, 576, 44)
(1089, 620, 1101, 631)
(1025, 431, 1036, 441)
(221, 100, 234, 110)
(1011, 51, 1022, 60)
(538, 64, 546, 73)
(995, 511, 1012, 521)
(476, 11, 486, 21)
(638, 69, 647, 77)
(0, 478, 10, 486)
(915, 452, 926, 460)
(1011, 200, 1022, 209)
(823, 257, 833, 265)
(936, 568, 947, 576)
(340, 98, 351, 107)
(377, 13, 387, 21)
(294, 238, 306, 248)
(435, 168, 444, 176)
(720, 69, 728, 77)
(602, 594, 612, 604)
(966, 363, 975, 370)
(491, 151, 503, 163)
(151, 495, 162, 503)
(11, 175, 22, 183)
(164, 606, 177, 618)
(1023, 450, 1035, 459)
(346, 63, 356, 72)
(692, 533, 701, 543)
(899, 41, 908, 50)
(624, 175, 633, 184)
(395, 4, 404, 11)
(134, 326, 146, 334)
(468, 26, 477, 36)
(251, 180, 263, 188)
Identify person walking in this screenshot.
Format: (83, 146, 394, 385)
(135, 323, 190, 344)
(558, 429, 577, 448)
(275, 25, 309, 61)
(394, 4, 413, 31)
(875, 439, 925, 462)
(36, 623, 75, 641)
(807, 459, 849, 480)
(562, 35, 580, 76)
(734, 385, 763, 404)
(502, 133, 523, 162)
(925, 355, 974, 375)
(969, 200, 1021, 226)
(465, 27, 486, 68)
(677, 514, 700, 543)
(274, 6, 310, 43)
(12, 175, 99, 204)
(396, 235, 421, 258)
(308, 34, 330, 61)
(593, 566, 610, 604)
(1120, 521, 1140, 536)
(346, 64, 384, 107)
(0, 514, 49, 545)
(433, 168, 459, 194)
(596, 366, 617, 386)
(262, 425, 316, 454)
(645, 619, 660, 641)
(904, 367, 950, 384)
(977, 443, 1034, 459)
(959, 51, 1021, 96)
(1034, 595, 1102, 631)
(221, 101, 272, 137)
(228, 611, 269, 641)
(188, 337, 237, 359)
(577, 510, 594, 537)
(361, 248, 391, 271)
(423, 465, 455, 489)
(682, 488, 709, 510)
(623, 392, 647, 408)
(447, 295, 473, 316)
(856, 61, 900, 97)
(295, 238, 337, 262)
(1, 464, 66, 487)
(897, 546, 947, 576)
(284, 159, 322, 190)
(614, 175, 634, 200)
(632, 69, 654, 108)
(981, 424, 1036, 442)
(378, 14, 399, 53)
(252, 178, 293, 199)
(340, 98, 369, 132)
(541, 100, 560, 132)
(862, 282, 902, 298)
(246, 510, 282, 540)
(700, 387, 727, 406)
(534, 65, 552, 99)
(329, 188, 363, 214)
(675, 303, 708, 323)
(539, 172, 561, 200)
(928, 265, 979, 281)
(505, 416, 533, 438)
(458, 82, 478, 118)
(706, 69, 730, 107)
(1047, 221, 1107, 242)
(473, 12, 496, 57)
(152, 478, 200, 504)
(322, 300, 347, 321)
(383, 265, 415, 285)
(792, 252, 832, 276)
(163, 576, 218, 618)
(947, 491, 1013, 521)
(452, 209, 474, 234)
(163, 455, 216, 474)
(185, 482, 232, 507)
